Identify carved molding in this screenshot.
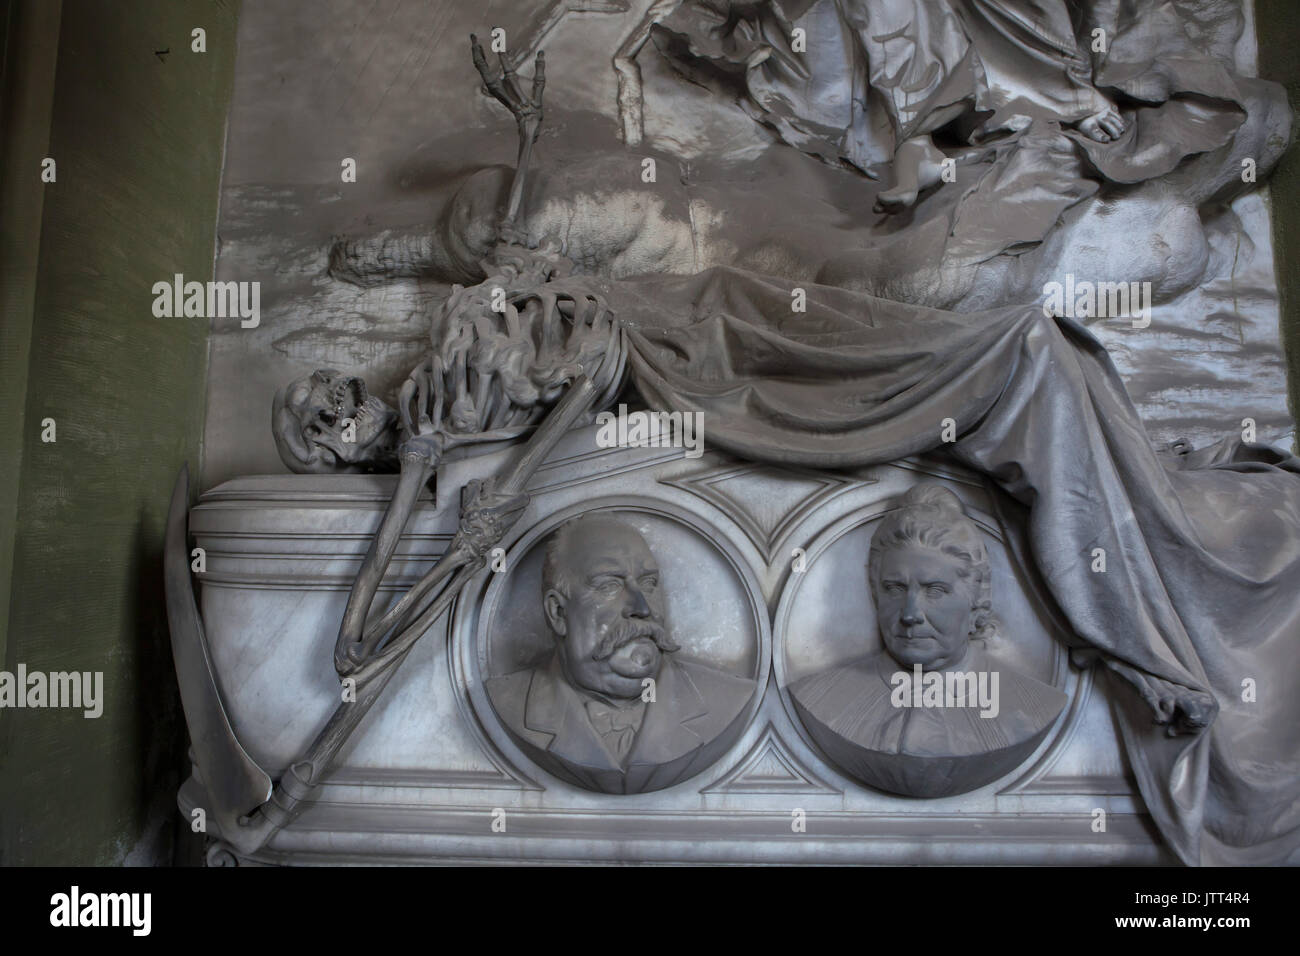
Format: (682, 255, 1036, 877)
(661, 462, 866, 562)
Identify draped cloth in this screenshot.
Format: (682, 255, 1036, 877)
(602, 266, 1300, 866)
(653, 0, 1257, 266)
(656, 0, 1250, 171)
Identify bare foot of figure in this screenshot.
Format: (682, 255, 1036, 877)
(875, 136, 948, 214)
(1076, 105, 1126, 143)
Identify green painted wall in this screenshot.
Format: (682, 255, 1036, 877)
(0, 0, 61, 706)
(0, 0, 238, 865)
(1257, 0, 1300, 450)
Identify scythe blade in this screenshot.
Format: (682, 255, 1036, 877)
(165, 464, 273, 835)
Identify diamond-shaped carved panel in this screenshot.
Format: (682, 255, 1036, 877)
(702, 724, 839, 795)
(662, 464, 864, 561)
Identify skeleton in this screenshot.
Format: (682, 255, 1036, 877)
(210, 38, 626, 854)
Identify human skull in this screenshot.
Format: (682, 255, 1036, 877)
(272, 369, 399, 474)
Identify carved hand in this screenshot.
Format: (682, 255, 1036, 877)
(471, 35, 545, 144)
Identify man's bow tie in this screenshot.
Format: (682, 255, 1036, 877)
(585, 699, 645, 760)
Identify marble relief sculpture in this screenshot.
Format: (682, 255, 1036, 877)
(487, 515, 754, 793)
(168, 0, 1300, 866)
(790, 485, 1067, 798)
(654, 0, 1133, 212)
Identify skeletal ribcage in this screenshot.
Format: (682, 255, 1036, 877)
(397, 274, 626, 449)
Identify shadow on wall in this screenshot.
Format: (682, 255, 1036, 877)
(129, 512, 200, 866)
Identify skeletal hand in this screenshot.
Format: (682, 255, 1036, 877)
(471, 35, 545, 142)
(456, 477, 531, 563)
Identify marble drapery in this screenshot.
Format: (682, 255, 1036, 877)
(600, 265, 1300, 866)
(653, 0, 1259, 261)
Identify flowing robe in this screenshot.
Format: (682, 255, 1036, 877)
(653, 0, 1258, 263)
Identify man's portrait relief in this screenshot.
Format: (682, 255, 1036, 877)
(485, 515, 757, 794)
(789, 485, 1068, 798)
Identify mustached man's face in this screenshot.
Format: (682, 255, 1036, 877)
(873, 544, 977, 671)
(545, 522, 676, 700)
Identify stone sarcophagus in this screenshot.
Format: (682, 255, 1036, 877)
(182, 424, 1164, 865)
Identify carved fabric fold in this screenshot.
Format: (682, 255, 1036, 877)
(607, 264, 1300, 865)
